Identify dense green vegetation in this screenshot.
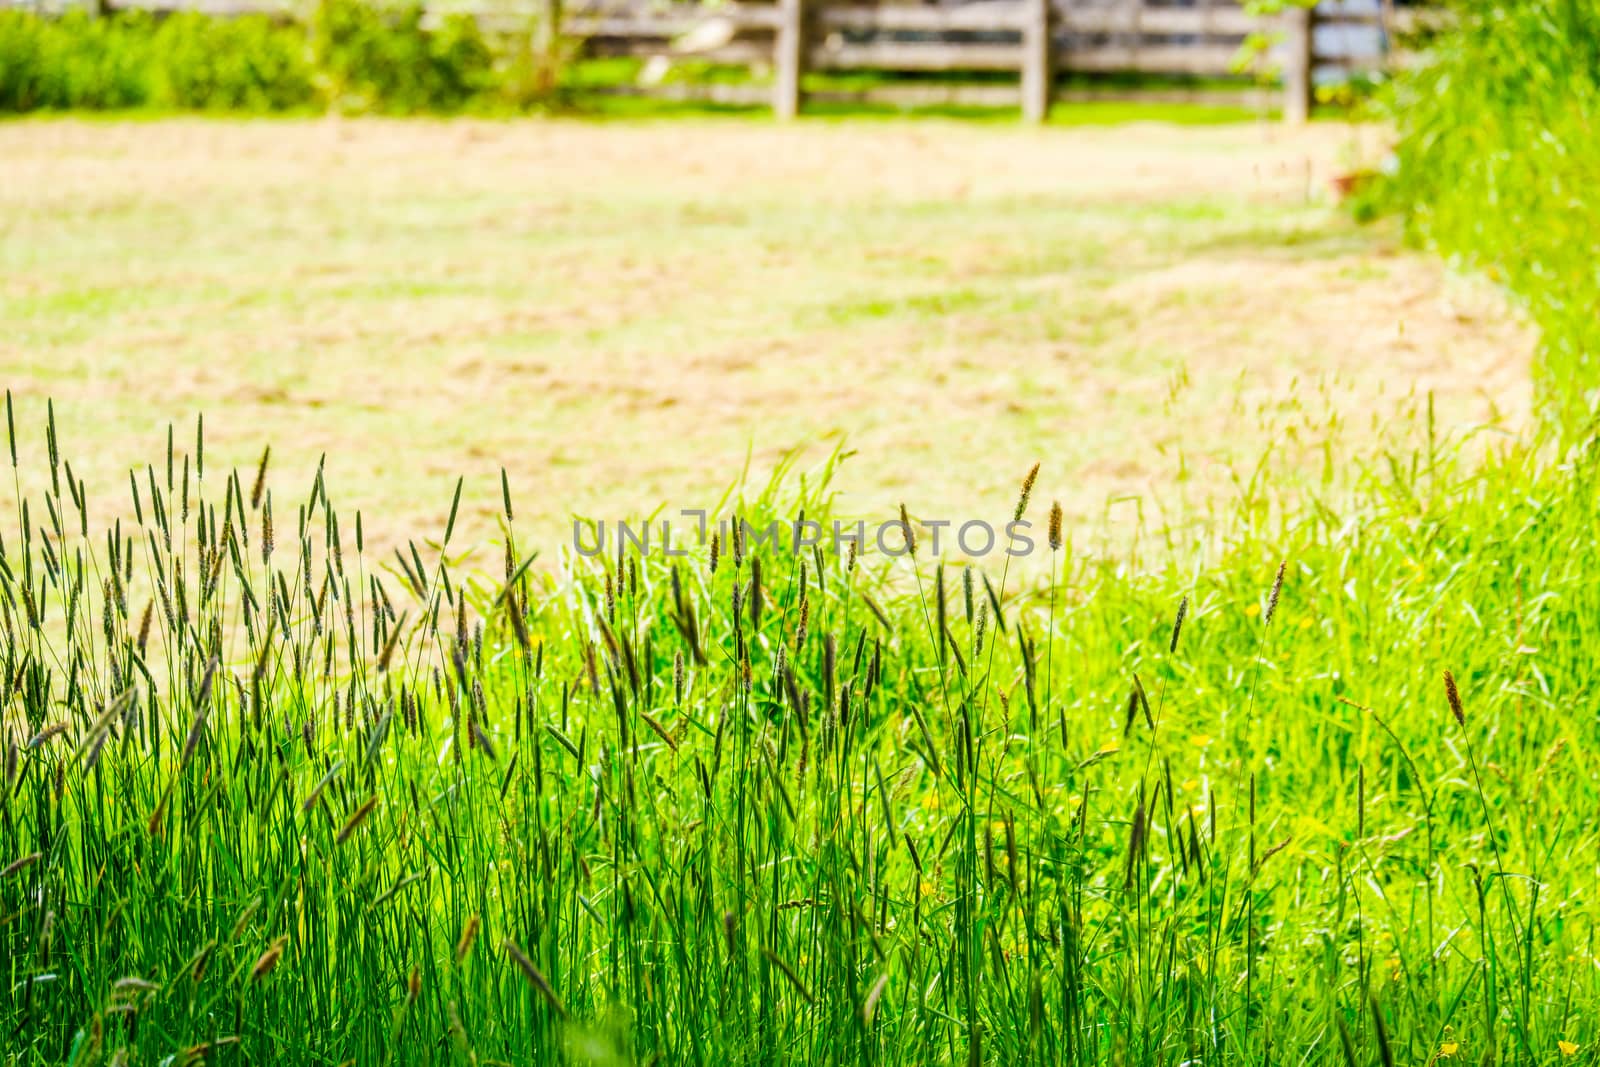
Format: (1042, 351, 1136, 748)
(1, 2, 1594, 1063)
(0, 2, 502, 113)
(1382, 0, 1600, 429)
(0, 5, 1265, 118)
(1, 378, 1597, 1066)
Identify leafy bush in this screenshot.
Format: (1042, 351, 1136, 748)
(0, 3, 501, 114)
(310, 0, 494, 113)
(151, 12, 317, 111)
(1381, 0, 1600, 430)
(0, 10, 155, 110)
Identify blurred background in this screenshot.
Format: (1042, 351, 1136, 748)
(0, 0, 1551, 565)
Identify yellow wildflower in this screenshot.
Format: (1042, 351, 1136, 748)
(1559, 1041, 1579, 1057)
(1438, 1041, 1459, 1057)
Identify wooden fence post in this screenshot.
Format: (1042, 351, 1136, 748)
(774, 0, 807, 120)
(1282, 5, 1314, 125)
(1020, 0, 1053, 123)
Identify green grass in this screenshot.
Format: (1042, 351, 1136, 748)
(1376, 0, 1600, 431)
(6, 118, 1521, 568)
(0, 3, 1590, 1057)
(1, 380, 1597, 1064)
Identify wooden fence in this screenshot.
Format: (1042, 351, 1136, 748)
(562, 0, 1433, 122)
(8, 0, 1434, 120)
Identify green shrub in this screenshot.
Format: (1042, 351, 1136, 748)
(150, 12, 316, 111)
(1382, 0, 1600, 430)
(0, 4, 499, 114)
(0, 10, 153, 110)
(309, 0, 494, 113)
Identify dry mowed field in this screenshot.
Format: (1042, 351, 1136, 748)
(0, 117, 1530, 562)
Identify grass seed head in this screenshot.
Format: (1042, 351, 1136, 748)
(1014, 462, 1040, 522)
(504, 939, 567, 1017)
(1444, 669, 1465, 725)
(899, 504, 916, 557)
(250, 446, 270, 510)
(250, 938, 287, 985)
(456, 915, 481, 964)
(1265, 560, 1286, 625)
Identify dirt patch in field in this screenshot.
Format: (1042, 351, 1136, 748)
(0, 118, 1532, 569)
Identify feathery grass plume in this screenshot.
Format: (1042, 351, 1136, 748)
(4, 389, 14, 467)
(1444, 669, 1465, 725)
(28, 722, 69, 750)
(46, 399, 59, 494)
(185, 940, 217, 985)
(504, 940, 568, 1017)
(507, 598, 531, 655)
(823, 633, 836, 712)
(673, 650, 685, 705)
(137, 601, 153, 656)
(709, 530, 720, 575)
(178, 660, 219, 769)
(336, 795, 378, 845)
(860, 591, 892, 633)
(760, 947, 814, 1003)
(899, 504, 916, 556)
(794, 595, 809, 652)
(1264, 560, 1286, 625)
(1356, 763, 1365, 837)
(500, 468, 513, 522)
(470, 718, 497, 761)
(300, 761, 342, 814)
(262, 492, 274, 566)
(2, 852, 41, 879)
(1169, 595, 1188, 654)
(749, 555, 764, 631)
(250, 445, 270, 509)
(1048, 501, 1062, 551)
(250, 938, 287, 984)
(455, 915, 481, 964)
(641, 711, 678, 752)
(1121, 685, 1140, 737)
(1014, 462, 1040, 522)
(1122, 789, 1146, 890)
(376, 613, 407, 672)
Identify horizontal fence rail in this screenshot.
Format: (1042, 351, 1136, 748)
(2, 0, 1438, 120)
